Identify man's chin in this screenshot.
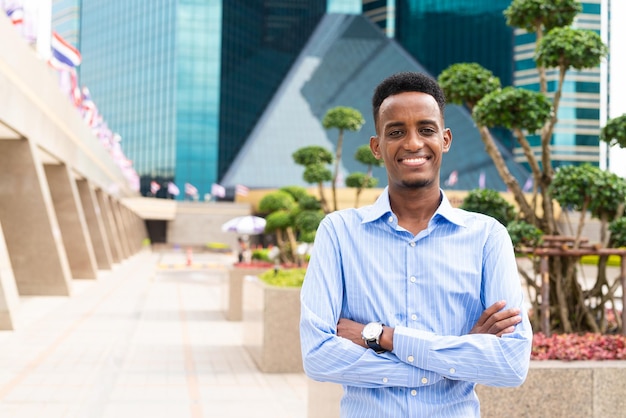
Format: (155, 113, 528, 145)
(401, 178, 433, 189)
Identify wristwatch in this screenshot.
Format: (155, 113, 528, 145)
(362, 321, 386, 353)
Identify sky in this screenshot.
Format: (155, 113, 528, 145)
(608, 0, 626, 177)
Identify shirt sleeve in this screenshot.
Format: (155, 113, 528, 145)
(392, 224, 533, 387)
(300, 217, 444, 388)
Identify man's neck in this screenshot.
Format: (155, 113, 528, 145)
(388, 186, 441, 235)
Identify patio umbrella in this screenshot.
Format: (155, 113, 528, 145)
(221, 215, 267, 235)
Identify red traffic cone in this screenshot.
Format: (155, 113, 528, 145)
(186, 247, 193, 266)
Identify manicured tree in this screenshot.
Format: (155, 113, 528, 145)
(550, 165, 626, 332)
(322, 106, 365, 211)
(345, 145, 384, 207)
(292, 146, 333, 214)
(438, 0, 614, 333)
(460, 188, 517, 226)
(258, 191, 298, 263)
(601, 114, 626, 149)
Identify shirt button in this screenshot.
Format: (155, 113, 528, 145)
(407, 355, 414, 362)
(382, 377, 388, 383)
(449, 368, 456, 374)
(411, 390, 417, 396)
(411, 314, 417, 320)
(421, 377, 428, 384)
(410, 276, 416, 283)
(409, 241, 416, 247)
(388, 216, 393, 223)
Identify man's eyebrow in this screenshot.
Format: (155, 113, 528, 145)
(383, 121, 406, 129)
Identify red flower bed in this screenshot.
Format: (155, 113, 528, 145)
(532, 332, 626, 361)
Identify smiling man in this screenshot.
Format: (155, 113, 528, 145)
(299, 72, 532, 417)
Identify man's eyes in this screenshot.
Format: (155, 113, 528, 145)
(386, 128, 437, 137)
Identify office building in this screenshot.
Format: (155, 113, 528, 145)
(52, 0, 532, 198)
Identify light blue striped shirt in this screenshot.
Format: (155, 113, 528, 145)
(300, 188, 532, 417)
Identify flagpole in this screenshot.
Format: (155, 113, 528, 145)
(35, 0, 52, 60)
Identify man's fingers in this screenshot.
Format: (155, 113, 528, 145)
(474, 301, 507, 327)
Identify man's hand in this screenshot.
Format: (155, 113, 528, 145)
(337, 318, 368, 348)
(469, 300, 521, 337)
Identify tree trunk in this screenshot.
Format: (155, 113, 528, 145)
(332, 129, 345, 212)
(477, 126, 537, 224)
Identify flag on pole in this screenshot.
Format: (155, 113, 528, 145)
(185, 182, 198, 197)
(478, 171, 486, 189)
(4, 3, 24, 26)
(235, 184, 249, 196)
(150, 181, 160, 195)
(49, 31, 81, 69)
(444, 170, 458, 187)
(211, 183, 226, 198)
(167, 182, 180, 196)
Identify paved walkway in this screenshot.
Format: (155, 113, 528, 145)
(0, 248, 307, 418)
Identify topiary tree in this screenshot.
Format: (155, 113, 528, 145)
(344, 144, 384, 207)
(601, 114, 626, 149)
(293, 146, 333, 213)
(258, 191, 298, 263)
(259, 187, 325, 264)
(322, 106, 365, 212)
(460, 188, 517, 226)
(438, 0, 622, 334)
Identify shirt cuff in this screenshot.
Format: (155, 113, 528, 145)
(394, 326, 443, 386)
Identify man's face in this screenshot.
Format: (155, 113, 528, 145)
(370, 91, 452, 190)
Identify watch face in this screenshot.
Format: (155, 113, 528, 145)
(362, 322, 383, 340)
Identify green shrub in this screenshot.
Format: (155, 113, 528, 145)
(259, 268, 306, 287)
(460, 188, 517, 226)
(507, 220, 544, 249)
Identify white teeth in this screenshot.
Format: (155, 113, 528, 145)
(402, 157, 427, 163)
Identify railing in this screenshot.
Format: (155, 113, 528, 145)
(519, 235, 626, 336)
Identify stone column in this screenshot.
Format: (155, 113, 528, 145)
(44, 164, 97, 279)
(96, 189, 122, 263)
(76, 179, 113, 270)
(111, 200, 131, 259)
(0, 139, 72, 295)
(0, 222, 20, 329)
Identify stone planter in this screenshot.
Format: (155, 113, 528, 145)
(307, 361, 626, 418)
(242, 275, 303, 373)
(223, 266, 269, 321)
(477, 361, 626, 418)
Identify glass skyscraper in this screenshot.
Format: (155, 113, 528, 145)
(512, 1, 604, 168)
(53, 0, 541, 197)
(53, 0, 327, 199)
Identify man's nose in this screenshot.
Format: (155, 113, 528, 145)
(404, 131, 424, 150)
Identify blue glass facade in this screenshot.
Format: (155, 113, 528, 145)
(52, 0, 534, 196)
(218, 1, 326, 181)
(54, 0, 324, 199)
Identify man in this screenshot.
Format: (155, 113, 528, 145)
(300, 72, 532, 417)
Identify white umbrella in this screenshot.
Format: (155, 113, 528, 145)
(221, 215, 267, 235)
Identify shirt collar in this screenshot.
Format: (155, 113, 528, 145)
(360, 187, 467, 227)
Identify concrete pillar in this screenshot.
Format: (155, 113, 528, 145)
(0, 222, 20, 329)
(96, 189, 122, 263)
(76, 180, 112, 270)
(111, 199, 131, 259)
(0, 139, 72, 295)
(44, 164, 98, 279)
(121, 206, 139, 254)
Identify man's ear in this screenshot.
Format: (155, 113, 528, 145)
(370, 136, 382, 160)
(442, 128, 452, 153)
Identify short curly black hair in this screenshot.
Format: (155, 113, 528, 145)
(372, 72, 446, 131)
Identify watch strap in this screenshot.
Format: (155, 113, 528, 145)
(366, 339, 385, 353)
